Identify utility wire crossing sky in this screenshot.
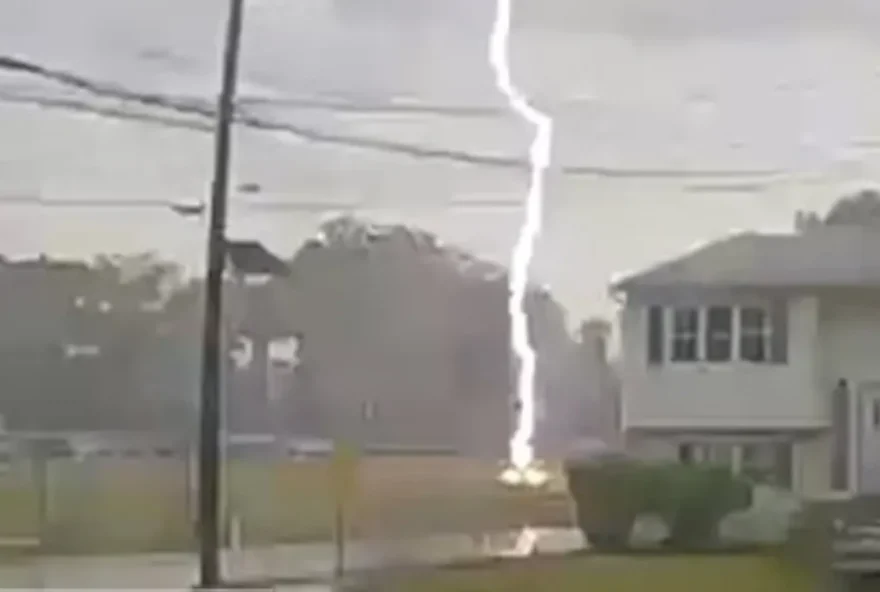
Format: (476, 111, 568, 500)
(0, 55, 788, 180)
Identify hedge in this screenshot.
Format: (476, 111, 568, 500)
(565, 457, 752, 551)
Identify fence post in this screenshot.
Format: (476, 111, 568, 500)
(334, 497, 346, 580)
(30, 443, 49, 552)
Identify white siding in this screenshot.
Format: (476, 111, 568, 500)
(792, 433, 833, 497)
(625, 432, 679, 462)
(620, 296, 825, 430)
(819, 296, 880, 494)
(618, 290, 880, 496)
(820, 296, 880, 389)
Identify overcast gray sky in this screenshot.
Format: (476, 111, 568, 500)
(1, 0, 879, 323)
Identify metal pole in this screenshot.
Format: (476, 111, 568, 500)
(333, 497, 346, 580)
(198, 0, 245, 587)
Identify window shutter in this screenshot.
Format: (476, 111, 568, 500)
(770, 300, 788, 364)
(647, 306, 664, 365)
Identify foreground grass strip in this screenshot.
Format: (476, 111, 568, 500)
(388, 555, 813, 592)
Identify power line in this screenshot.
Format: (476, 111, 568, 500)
(0, 194, 524, 212)
(235, 95, 504, 117)
(0, 91, 209, 133)
(0, 87, 503, 122)
(0, 195, 348, 211)
(0, 54, 785, 180)
(0, 196, 187, 208)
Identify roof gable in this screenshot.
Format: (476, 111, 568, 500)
(612, 228, 880, 292)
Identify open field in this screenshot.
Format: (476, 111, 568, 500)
(0, 456, 573, 555)
(387, 554, 813, 592)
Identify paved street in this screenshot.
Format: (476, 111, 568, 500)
(0, 539, 414, 588)
(0, 529, 582, 588)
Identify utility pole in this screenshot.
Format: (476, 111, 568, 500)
(197, 0, 245, 587)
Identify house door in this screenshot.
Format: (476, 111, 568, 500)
(860, 385, 880, 493)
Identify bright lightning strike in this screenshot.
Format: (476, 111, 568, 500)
(489, 0, 553, 485)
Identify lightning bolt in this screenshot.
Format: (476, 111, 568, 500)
(488, 0, 553, 486)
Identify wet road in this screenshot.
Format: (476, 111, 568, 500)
(0, 529, 584, 588)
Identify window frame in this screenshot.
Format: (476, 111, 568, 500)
(668, 307, 701, 362)
(704, 305, 734, 362)
(652, 304, 781, 365)
(678, 440, 794, 490)
(739, 306, 774, 363)
(740, 441, 793, 489)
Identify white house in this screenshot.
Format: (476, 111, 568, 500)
(611, 223, 880, 498)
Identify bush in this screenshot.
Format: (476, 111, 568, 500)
(565, 458, 752, 551)
(565, 455, 653, 550)
(650, 464, 752, 548)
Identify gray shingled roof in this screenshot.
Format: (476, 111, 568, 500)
(612, 227, 880, 291)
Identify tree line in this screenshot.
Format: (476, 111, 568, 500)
(0, 217, 599, 453)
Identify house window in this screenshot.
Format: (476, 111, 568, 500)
(705, 306, 733, 362)
(683, 442, 734, 466)
(670, 307, 700, 362)
(741, 442, 793, 489)
(705, 442, 735, 466)
(678, 441, 793, 490)
(678, 443, 695, 464)
(645, 302, 787, 366)
(740, 307, 773, 363)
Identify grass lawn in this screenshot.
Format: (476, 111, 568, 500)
(0, 456, 572, 554)
(387, 555, 814, 592)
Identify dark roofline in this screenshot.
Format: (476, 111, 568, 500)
(611, 280, 880, 306)
(609, 228, 880, 296)
(610, 233, 759, 293)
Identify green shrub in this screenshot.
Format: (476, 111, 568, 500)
(648, 463, 752, 549)
(565, 456, 652, 550)
(566, 458, 752, 551)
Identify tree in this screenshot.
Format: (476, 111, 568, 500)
(823, 188, 880, 228)
(262, 215, 594, 455)
(0, 220, 604, 456)
(0, 253, 191, 431)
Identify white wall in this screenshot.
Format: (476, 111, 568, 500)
(820, 295, 880, 389)
(625, 432, 679, 461)
(818, 294, 880, 494)
(620, 296, 826, 430)
(618, 290, 880, 496)
(792, 433, 833, 497)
